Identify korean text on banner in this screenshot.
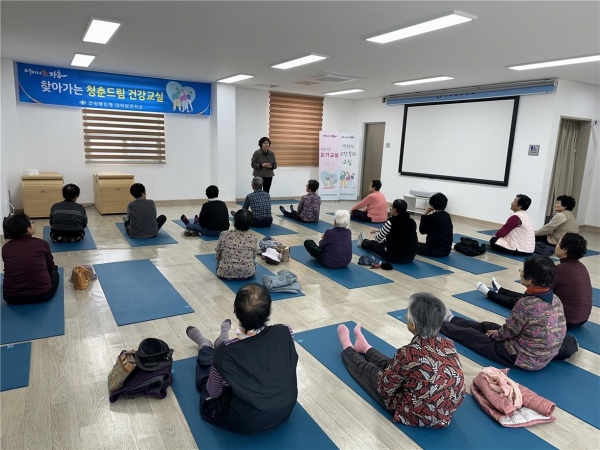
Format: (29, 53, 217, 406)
(16, 62, 211, 115)
(339, 132, 361, 200)
(319, 132, 341, 201)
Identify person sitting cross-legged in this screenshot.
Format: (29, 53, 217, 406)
(337, 292, 466, 428)
(279, 179, 321, 223)
(49, 183, 88, 243)
(216, 209, 257, 280)
(181, 185, 229, 237)
(233, 177, 272, 228)
(534, 195, 579, 255)
(303, 210, 352, 269)
(442, 255, 574, 371)
(488, 194, 535, 255)
(357, 199, 418, 264)
(349, 179, 388, 223)
(477, 233, 592, 330)
(417, 193, 453, 257)
(187, 283, 298, 434)
(124, 183, 167, 239)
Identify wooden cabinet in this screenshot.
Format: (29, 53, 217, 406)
(22, 173, 64, 218)
(93, 173, 134, 215)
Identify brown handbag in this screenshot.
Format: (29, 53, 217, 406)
(70, 265, 96, 290)
(108, 350, 137, 393)
(275, 245, 290, 262)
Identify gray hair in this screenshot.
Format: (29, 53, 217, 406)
(333, 210, 350, 228)
(406, 292, 446, 337)
(252, 177, 264, 189)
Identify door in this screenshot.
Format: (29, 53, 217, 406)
(360, 123, 385, 199)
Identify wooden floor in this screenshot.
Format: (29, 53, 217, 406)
(1, 200, 599, 450)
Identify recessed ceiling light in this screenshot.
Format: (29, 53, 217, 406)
(367, 11, 476, 44)
(324, 89, 365, 96)
(217, 74, 254, 84)
(272, 53, 329, 70)
(83, 18, 121, 44)
(509, 54, 600, 71)
(394, 76, 454, 86)
(71, 53, 96, 67)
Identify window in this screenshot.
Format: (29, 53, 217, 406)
(269, 92, 323, 166)
(83, 109, 166, 163)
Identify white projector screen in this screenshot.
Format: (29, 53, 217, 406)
(399, 97, 519, 186)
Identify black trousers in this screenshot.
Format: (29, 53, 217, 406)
(351, 210, 371, 223)
(252, 216, 273, 228)
(262, 177, 273, 193)
(282, 210, 315, 223)
(194, 346, 227, 429)
(3, 266, 60, 305)
(124, 215, 167, 234)
(417, 242, 450, 257)
(341, 347, 389, 409)
(489, 236, 532, 256)
(304, 239, 325, 265)
(361, 239, 416, 264)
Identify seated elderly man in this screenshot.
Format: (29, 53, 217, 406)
(233, 177, 272, 228)
(186, 283, 298, 434)
(303, 210, 352, 269)
(337, 292, 465, 428)
(49, 183, 88, 243)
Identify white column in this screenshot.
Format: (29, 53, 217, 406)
(210, 83, 236, 201)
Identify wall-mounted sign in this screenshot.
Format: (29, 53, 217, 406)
(528, 145, 540, 156)
(16, 62, 211, 115)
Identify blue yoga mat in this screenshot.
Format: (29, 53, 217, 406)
(419, 249, 507, 275)
(228, 218, 298, 236)
(1, 342, 32, 392)
(594, 288, 600, 308)
(1, 269, 65, 345)
(390, 309, 600, 429)
(93, 259, 193, 326)
(42, 226, 97, 252)
(236, 198, 298, 207)
(295, 323, 553, 450)
(289, 246, 393, 289)
(115, 222, 178, 246)
(478, 229, 497, 236)
(195, 254, 305, 301)
(172, 220, 221, 241)
(351, 241, 453, 279)
(171, 357, 337, 450)
(277, 216, 332, 233)
(453, 290, 600, 355)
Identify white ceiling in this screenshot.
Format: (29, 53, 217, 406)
(2, 1, 599, 100)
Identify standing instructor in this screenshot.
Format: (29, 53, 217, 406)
(251, 137, 277, 193)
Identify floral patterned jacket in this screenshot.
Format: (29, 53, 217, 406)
(215, 229, 257, 279)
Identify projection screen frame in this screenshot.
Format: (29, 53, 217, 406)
(398, 96, 520, 187)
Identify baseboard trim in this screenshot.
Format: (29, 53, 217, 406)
(580, 224, 600, 233)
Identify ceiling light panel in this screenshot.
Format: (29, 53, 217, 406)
(218, 74, 254, 83)
(509, 54, 600, 71)
(83, 18, 121, 44)
(367, 11, 476, 44)
(324, 89, 365, 96)
(394, 76, 454, 86)
(71, 53, 96, 67)
(272, 54, 329, 70)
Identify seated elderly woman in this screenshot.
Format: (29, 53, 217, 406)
(488, 194, 534, 255)
(215, 209, 257, 280)
(477, 233, 593, 329)
(357, 199, 418, 264)
(442, 255, 571, 371)
(535, 195, 579, 255)
(187, 283, 298, 434)
(337, 293, 465, 428)
(2, 213, 60, 304)
(303, 209, 352, 269)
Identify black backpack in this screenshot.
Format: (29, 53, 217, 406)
(454, 237, 486, 257)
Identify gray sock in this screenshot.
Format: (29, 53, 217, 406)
(214, 319, 232, 348)
(186, 326, 213, 349)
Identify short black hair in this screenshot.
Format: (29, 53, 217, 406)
(371, 180, 382, 191)
(62, 183, 80, 200)
(429, 193, 448, 211)
(557, 195, 576, 211)
(522, 255, 556, 288)
(234, 283, 272, 331)
(206, 185, 219, 199)
(516, 194, 531, 211)
(559, 232, 587, 259)
(307, 179, 319, 192)
(234, 209, 253, 231)
(258, 137, 271, 147)
(392, 199, 408, 214)
(130, 183, 146, 199)
(3, 213, 31, 239)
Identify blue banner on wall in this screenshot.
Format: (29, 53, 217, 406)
(16, 62, 211, 115)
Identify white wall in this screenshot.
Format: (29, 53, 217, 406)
(1, 59, 212, 208)
(1, 58, 20, 218)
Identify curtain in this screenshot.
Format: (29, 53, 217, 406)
(546, 119, 580, 217)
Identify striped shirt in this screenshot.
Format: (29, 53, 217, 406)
(50, 200, 87, 232)
(206, 325, 294, 398)
(243, 189, 272, 220)
(373, 219, 392, 242)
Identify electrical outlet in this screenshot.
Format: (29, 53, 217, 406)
(593, 120, 599, 126)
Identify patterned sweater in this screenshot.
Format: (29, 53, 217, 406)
(215, 229, 257, 279)
(297, 192, 321, 222)
(377, 335, 466, 428)
(492, 289, 566, 371)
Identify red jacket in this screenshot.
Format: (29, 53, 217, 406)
(2, 235, 54, 296)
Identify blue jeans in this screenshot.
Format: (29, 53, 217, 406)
(185, 223, 222, 236)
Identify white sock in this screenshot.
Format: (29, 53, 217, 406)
(476, 282, 490, 296)
(491, 277, 501, 292)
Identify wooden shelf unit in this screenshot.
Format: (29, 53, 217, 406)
(21, 173, 64, 218)
(93, 173, 134, 215)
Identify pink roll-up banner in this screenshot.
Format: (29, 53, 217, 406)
(339, 131, 361, 200)
(318, 131, 342, 201)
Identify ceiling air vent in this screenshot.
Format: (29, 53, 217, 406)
(255, 83, 279, 89)
(307, 72, 365, 84)
(294, 80, 320, 85)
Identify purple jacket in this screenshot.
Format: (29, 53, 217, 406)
(109, 365, 173, 403)
(319, 227, 352, 269)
